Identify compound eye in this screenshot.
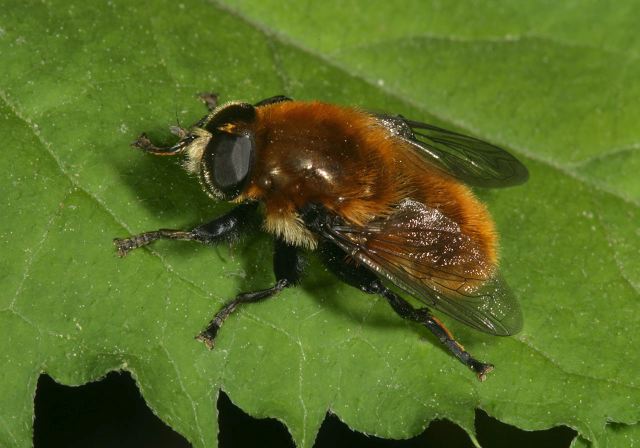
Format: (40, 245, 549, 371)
(202, 131, 255, 200)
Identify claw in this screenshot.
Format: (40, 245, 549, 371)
(196, 331, 216, 350)
(113, 237, 134, 257)
(131, 133, 153, 151)
(475, 363, 494, 382)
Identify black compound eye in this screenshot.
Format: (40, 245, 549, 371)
(202, 131, 255, 199)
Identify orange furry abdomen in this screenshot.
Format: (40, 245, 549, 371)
(242, 101, 497, 265)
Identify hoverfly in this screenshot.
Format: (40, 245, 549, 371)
(114, 94, 527, 380)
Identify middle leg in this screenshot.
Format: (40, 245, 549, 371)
(197, 238, 306, 348)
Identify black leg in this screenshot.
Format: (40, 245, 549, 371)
(375, 287, 494, 381)
(133, 93, 290, 155)
(254, 95, 293, 107)
(196, 279, 289, 349)
(318, 242, 494, 381)
(131, 132, 196, 156)
(113, 203, 258, 257)
(273, 238, 306, 285)
(196, 239, 305, 348)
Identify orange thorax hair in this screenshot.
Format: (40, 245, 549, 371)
(239, 101, 497, 264)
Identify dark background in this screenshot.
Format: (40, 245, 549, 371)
(34, 371, 576, 447)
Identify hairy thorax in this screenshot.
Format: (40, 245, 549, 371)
(236, 101, 496, 264)
(238, 102, 408, 248)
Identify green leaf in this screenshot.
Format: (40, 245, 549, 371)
(2, 1, 639, 446)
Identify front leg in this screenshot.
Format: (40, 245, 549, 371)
(131, 132, 196, 156)
(197, 239, 306, 348)
(113, 202, 258, 256)
(132, 92, 218, 154)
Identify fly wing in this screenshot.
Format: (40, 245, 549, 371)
(376, 114, 529, 188)
(322, 199, 523, 335)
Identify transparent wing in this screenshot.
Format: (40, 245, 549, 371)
(376, 114, 529, 188)
(322, 199, 523, 335)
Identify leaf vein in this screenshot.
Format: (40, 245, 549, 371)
(159, 344, 208, 448)
(207, 0, 639, 209)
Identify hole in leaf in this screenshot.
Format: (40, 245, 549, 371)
(33, 371, 190, 448)
(475, 409, 577, 447)
(217, 391, 295, 447)
(316, 413, 472, 447)
(315, 409, 577, 447)
(33, 372, 578, 447)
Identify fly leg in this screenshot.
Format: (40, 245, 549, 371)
(132, 108, 202, 154)
(197, 239, 306, 348)
(114, 207, 305, 349)
(319, 242, 494, 381)
(132, 92, 218, 154)
(132, 91, 291, 154)
(376, 288, 494, 381)
(113, 203, 258, 257)
(197, 92, 219, 111)
(131, 130, 195, 155)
